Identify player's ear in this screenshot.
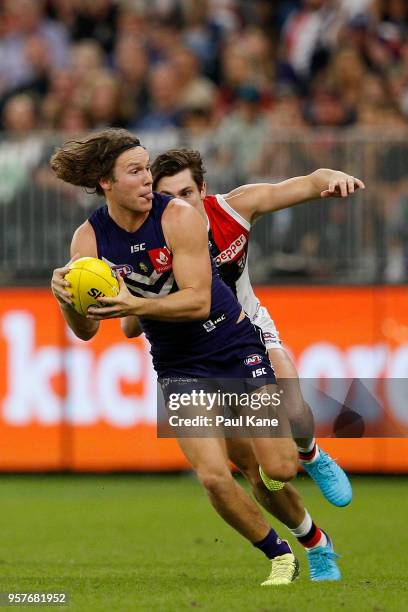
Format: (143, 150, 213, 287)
(99, 176, 111, 192)
(201, 181, 207, 199)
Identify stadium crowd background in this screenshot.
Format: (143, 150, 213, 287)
(0, 0, 408, 284)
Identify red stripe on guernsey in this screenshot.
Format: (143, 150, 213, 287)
(204, 195, 250, 265)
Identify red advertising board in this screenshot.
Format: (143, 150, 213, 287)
(0, 286, 407, 472)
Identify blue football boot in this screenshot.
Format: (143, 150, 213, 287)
(302, 449, 352, 507)
(306, 532, 341, 582)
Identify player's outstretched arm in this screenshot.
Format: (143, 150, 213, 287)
(225, 169, 365, 223)
(51, 222, 100, 341)
(88, 200, 212, 322)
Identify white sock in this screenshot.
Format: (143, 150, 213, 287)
(289, 510, 313, 538)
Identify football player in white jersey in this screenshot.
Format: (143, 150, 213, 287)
(148, 149, 364, 504)
(148, 149, 365, 506)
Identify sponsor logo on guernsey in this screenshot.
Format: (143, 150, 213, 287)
(244, 354, 263, 366)
(111, 263, 133, 277)
(203, 320, 216, 332)
(148, 247, 173, 273)
(215, 234, 247, 266)
(203, 313, 226, 332)
(251, 367, 268, 378)
(130, 243, 146, 253)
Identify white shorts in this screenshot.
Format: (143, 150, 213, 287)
(252, 306, 282, 350)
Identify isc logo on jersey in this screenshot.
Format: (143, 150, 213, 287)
(130, 243, 146, 253)
(244, 354, 263, 366)
(148, 247, 173, 273)
(251, 367, 268, 378)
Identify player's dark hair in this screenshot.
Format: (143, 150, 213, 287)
(151, 149, 206, 191)
(50, 128, 142, 196)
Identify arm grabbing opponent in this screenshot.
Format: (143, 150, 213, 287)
(224, 169, 365, 223)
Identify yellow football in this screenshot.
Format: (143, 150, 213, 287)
(65, 257, 119, 316)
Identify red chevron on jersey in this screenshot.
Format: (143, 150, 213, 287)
(204, 194, 250, 288)
(204, 194, 250, 265)
(204, 194, 263, 321)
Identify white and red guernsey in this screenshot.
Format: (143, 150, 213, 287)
(204, 194, 260, 321)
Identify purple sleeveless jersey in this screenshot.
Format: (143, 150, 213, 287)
(89, 193, 274, 382)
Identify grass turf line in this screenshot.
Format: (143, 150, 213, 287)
(0, 475, 407, 612)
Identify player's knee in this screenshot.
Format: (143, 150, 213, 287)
(198, 469, 234, 498)
(262, 456, 298, 483)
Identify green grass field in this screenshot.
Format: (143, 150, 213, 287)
(0, 474, 407, 612)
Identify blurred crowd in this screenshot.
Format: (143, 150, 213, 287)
(1, 0, 408, 136)
(1, 0, 408, 285)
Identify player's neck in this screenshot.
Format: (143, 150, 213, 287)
(106, 202, 149, 233)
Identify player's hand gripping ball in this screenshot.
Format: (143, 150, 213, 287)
(65, 257, 119, 316)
